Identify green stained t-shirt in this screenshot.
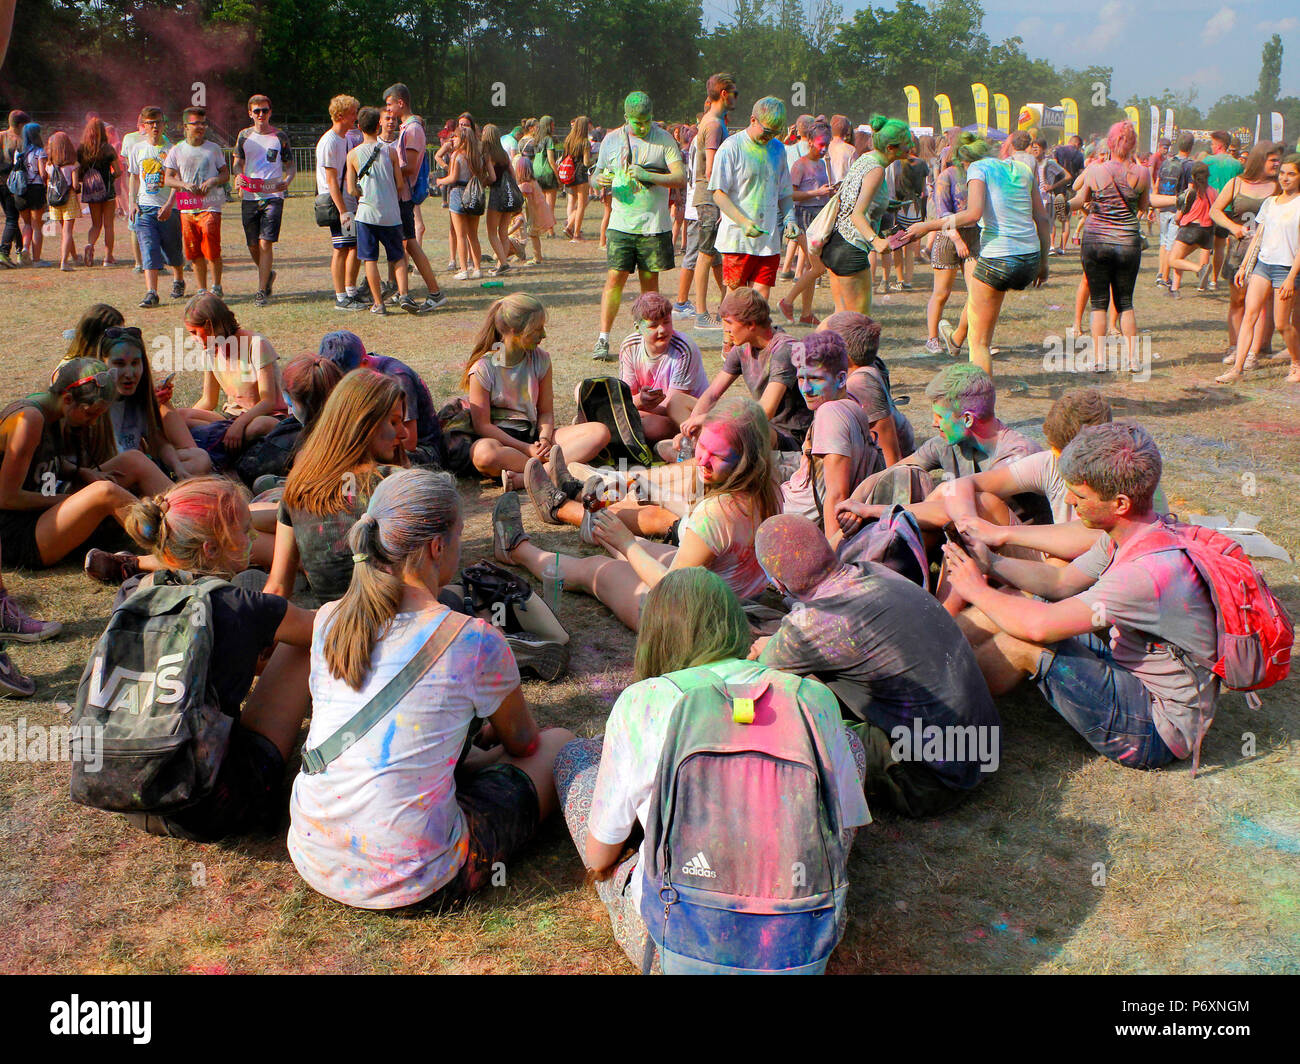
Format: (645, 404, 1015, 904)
(593, 123, 683, 236)
(1203, 152, 1243, 195)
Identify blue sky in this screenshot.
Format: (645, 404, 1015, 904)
(706, 2, 1299, 105)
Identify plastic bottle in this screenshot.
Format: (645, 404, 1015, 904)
(541, 553, 564, 615)
(677, 436, 695, 463)
(481, 279, 505, 288)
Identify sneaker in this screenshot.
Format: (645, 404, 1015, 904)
(265, 269, 277, 296)
(454, 270, 470, 281)
(469, 268, 483, 279)
(133, 263, 144, 274)
(591, 336, 615, 362)
(581, 471, 624, 509)
(490, 261, 512, 277)
(369, 302, 387, 316)
(19, 248, 31, 265)
(672, 300, 696, 318)
(0, 593, 62, 642)
(0, 250, 14, 268)
(1208, 280, 1218, 291)
(334, 295, 365, 311)
(492, 492, 529, 563)
(938, 319, 961, 358)
(252, 474, 287, 495)
(777, 298, 796, 323)
(778, 269, 795, 280)
(0, 651, 35, 699)
(398, 294, 422, 314)
(194, 288, 208, 298)
(170, 280, 185, 299)
(579, 509, 598, 546)
(524, 458, 568, 525)
(1155, 276, 1169, 289)
(924, 337, 944, 355)
(84, 548, 142, 586)
(506, 634, 570, 682)
(424, 289, 449, 311)
(138, 291, 160, 308)
(695, 312, 723, 331)
(548, 444, 581, 499)
(447, 259, 458, 271)
(254, 289, 268, 307)
(60, 263, 75, 272)
(1196, 263, 1210, 290)
(211, 284, 224, 299)
(380, 280, 398, 301)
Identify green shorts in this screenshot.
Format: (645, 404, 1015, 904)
(607, 228, 674, 275)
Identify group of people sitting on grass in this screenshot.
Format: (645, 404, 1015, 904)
(2, 284, 1257, 973)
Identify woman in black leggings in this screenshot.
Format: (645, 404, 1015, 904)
(1069, 120, 1150, 372)
(0, 109, 27, 266)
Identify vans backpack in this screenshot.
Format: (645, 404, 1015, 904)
(47, 165, 70, 207)
(1125, 519, 1294, 774)
(639, 667, 850, 975)
(69, 573, 233, 814)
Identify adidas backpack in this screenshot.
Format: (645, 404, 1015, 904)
(6, 149, 27, 198)
(1157, 155, 1185, 196)
(639, 667, 850, 975)
(69, 573, 233, 814)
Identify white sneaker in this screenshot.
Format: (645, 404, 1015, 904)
(454, 270, 470, 280)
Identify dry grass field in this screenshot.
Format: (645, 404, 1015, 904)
(0, 195, 1297, 974)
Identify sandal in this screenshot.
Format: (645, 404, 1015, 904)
(777, 298, 795, 323)
(1214, 370, 1241, 384)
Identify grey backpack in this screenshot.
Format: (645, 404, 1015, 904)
(70, 573, 232, 814)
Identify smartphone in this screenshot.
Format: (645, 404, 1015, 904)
(160, 372, 177, 388)
(942, 524, 966, 549)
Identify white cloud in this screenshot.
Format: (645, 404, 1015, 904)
(1014, 17, 1045, 38)
(1257, 18, 1298, 34)
(1202, 7, 1237, 45)
(1084, 2, 1127, 50)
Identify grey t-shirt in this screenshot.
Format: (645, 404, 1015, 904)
(846, 366, 915, 457)
(909, 424, 1040, 481)
(1070, 520, 1220, 758)
(692, 113, 727, 208)
(759, 562, 1000, 789)
(721, 329, 812, 444)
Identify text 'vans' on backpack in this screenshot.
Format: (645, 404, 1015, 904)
(640, 668, 850, 974)
(69, 574, 232, 814)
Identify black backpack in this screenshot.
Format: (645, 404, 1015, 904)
(234, 414, 302, 488)
(1157, 156, 1185, 196)
(578, 376, 655, 468)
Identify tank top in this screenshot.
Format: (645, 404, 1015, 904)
(0, 399, 70, 498)
(354, 142, 400, 227)
(835, 153, 889, 251)
(1223, 182, 1271, 226)
(1083, 161, 1141, 246)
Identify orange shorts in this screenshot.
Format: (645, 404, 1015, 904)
(722, 252, 779, 289)
(181, 211, 222, 261)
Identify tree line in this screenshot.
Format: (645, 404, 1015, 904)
(2, 1, 1295, 143)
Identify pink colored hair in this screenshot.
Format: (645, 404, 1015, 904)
(1107, 121, 1137, 160)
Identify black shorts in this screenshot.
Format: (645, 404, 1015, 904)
(820, 230, 872, 277)
(144, 725, 286, 843)
(241, 198, 284, 244)
(1213, 224, 1230, 240)
(973, 251, 1040, 292)
(15, 184, 46, 212)
(399, 198, 417, 241)
(396, 764, 540, 911)
(1177, 224, 1213, 252)
(0, 508, 46, 570)
(695, 202, 721, 258)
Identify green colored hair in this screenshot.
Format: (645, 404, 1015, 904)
(624, 91, 653, 120)
(955, 131, 991, 167)
(752, 96, 786, 131)
(924, 363, 996, 420)
(870, 113, 913, 152)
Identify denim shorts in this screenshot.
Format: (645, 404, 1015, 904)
(1031, 633, 1176, 769)
(135, 205, 183, 270)
(1158, 210, 1179, 251)
(356, 220, 406, 263)
(973, 250, 1040, 292)
(1252, 261, 1297, 288)
(682, 218, 701, 271)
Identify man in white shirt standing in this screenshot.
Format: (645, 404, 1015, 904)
(709, 95, 798, 304)
(233, 94, 294, 307)
(316, 95, 365, 310)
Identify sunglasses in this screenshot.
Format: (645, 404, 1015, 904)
(99, 326, 145, 353)
(65, 370, 115, 391)
(252, 108, 270, 115)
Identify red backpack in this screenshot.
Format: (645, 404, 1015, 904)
(556, 154, 576, 185)
(1126, 520, 1294, 774)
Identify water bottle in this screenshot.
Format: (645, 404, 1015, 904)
(481, 279, 504, 288)
(677, 435, 694, 462)
(541, 553, 564, 615)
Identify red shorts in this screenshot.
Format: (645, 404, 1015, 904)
(722, 252, 779, 289)
(181, 211, 222, 261)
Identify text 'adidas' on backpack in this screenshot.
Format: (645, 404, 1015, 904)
(1157, 156, 1185, 196)
(640, 668, 849, 974)
(69, 573, 233, 814)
